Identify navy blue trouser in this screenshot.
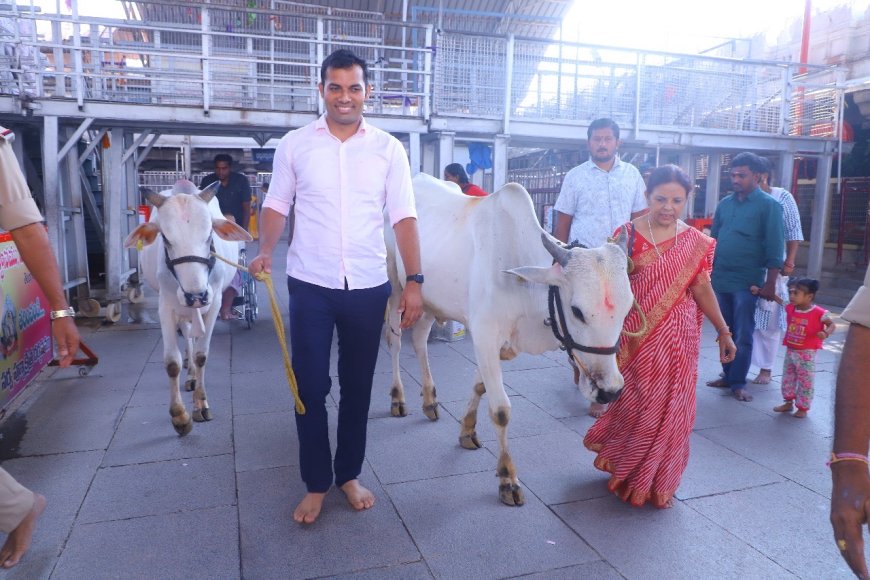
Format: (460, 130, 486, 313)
(714, 289, 758, 392)
(287, 276, 390, 493)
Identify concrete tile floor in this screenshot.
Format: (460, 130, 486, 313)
(0, 272, 865, 579)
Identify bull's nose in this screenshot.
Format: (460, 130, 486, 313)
(596, 388, 622, 405)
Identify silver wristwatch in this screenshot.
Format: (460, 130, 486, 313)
(49, 307, 75, 320)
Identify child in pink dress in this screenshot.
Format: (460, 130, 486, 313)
(774, 278, 835, 418)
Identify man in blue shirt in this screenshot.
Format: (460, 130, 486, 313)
(707, 152, 784, 401)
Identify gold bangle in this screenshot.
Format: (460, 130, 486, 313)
(715, 331, 732, 343)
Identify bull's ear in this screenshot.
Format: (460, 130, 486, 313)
(124, 223, 160, 248)
(505, 263, 564, 286)
(213, 218, 253, 242)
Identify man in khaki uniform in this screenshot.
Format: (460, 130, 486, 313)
(0, 126, 80, 568)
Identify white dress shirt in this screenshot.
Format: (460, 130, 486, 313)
(553, 157, 647, 248)
(263, 115, 416, 290)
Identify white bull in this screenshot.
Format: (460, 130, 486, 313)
(125, 180, 252, 435)
(385, 174, 633, 505)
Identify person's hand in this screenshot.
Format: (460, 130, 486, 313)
(831, 462, 870, 579)
(51, 317, 80, 367)
(818, 331, 829, 340)
(759, 280, 778, 301)
(782, 261, 795, 276)
(718, 334, 737, 364)
(398, 283, 423, 329)
(248, 253, 272, 277)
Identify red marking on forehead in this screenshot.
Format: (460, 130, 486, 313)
(603, 282, 615, 312)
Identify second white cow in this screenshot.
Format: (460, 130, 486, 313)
(385, 174, 633, 505)
(125, 180, 251, 435)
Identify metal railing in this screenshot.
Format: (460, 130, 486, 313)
(1, 4, 433, 118)
(0, 1, 845, 140)
(436, 33, 844, 138)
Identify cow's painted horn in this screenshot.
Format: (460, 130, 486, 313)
(146, 191, 166, 208)
(541, 233, 570, 267)
(198, 181, 219, 203)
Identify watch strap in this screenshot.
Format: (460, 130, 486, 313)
(49, 307, 76, 320)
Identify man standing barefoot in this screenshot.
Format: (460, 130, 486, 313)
(250, 50, 422, 524)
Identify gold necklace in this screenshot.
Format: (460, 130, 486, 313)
(647, 215, 679, 258)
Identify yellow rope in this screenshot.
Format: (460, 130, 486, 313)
(211, 251, 305, 414)
(621, 299, 649, 338)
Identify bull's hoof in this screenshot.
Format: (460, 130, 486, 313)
(390, 402, 407, 417)
(423, 403, 439, 421)
(173, 420, 193, 437)
(459, 433, 481, 450)
(498, 483, 525, 506)
(192, 408, 212, 422)
(184, 379, 196, 392)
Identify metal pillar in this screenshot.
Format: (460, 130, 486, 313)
(62, 126, 89, 294)
(42, 116, 60, 257)
(421, 137, 437, 177)
(102, 128, 130, 302)
(437, 132, 455, 177)
(493, 134, 509, 191)
(679, 152, 693, 217)
(807, 153, 834, 280)
(778, 153, 795, 192)
(705, 152, 722, 218)
(409, 132, 421, 175)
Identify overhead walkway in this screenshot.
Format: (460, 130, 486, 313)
(0, 0, 848, 316)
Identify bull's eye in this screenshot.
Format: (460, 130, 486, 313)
(571, 306, 586, 323)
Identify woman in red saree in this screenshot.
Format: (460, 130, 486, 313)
(584, 165, 737, 508)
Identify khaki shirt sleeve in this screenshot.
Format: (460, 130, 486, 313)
(0, 136, 43, 232)
(842, 265, 870, 328)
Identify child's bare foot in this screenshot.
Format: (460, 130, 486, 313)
(793, 409, 808, 418)
(773, 401, 794, 413)
(588, 402, 607, 418)
(0, 493, 46, 569)
(340, 479, 375, 511)
(752, 370, 772, 384)
(293, 492, 326, 524)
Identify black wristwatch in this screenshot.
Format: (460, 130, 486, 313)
(406, 273, 424, 284)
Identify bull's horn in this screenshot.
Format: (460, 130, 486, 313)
(541, 233, 570, 267)
(198, 181, 219, 203)
(146, 191, 166, 208)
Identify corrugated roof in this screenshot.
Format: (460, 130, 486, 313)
(131, 0, 573, 40)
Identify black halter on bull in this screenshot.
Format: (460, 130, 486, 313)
(542, 233, 647, 394)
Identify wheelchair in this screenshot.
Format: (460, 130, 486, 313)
(232, 247, 258, 329)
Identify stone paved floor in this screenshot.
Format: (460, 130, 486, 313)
(0, 252, 865, 578)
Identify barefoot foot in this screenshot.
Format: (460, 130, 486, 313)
(752, 370, 772, 385)
(340, 479, 375, 511)
(793, 409, 808, 418)
(773, 401, 794, 413)
(706, 378, 729, 388)
(733, 388, 753, 402)
(293, 492, 326, 524)
(0, 493, 46, 569)
(588, 402, 607, 419)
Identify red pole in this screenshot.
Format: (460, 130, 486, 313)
(796, 0, 811, 136)
(800, 0, 812, 74)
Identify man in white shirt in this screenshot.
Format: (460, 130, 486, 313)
(553, 118, 647, 416)
(251, 49, 423, 524)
